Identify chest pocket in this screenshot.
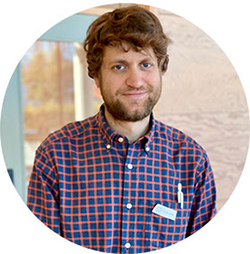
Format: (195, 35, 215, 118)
(150, 200, 189, 248)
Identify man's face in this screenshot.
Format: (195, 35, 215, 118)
(94, 43, 162, 122)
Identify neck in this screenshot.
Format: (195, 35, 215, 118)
(104, 107, 151, 144)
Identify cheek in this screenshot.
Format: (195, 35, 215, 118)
(148, 73, 162, 88)
(103, 74, 124, 92)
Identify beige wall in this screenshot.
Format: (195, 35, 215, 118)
(84, 4, 250, 211)
(154, 7, 249, 211)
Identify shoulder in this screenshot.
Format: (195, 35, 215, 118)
(155, 119, 206, 154)
(38, 115, 97, 152)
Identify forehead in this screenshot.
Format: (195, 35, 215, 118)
(102, 43, 157, 63)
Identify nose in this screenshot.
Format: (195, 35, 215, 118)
(125, 68, 144, 88)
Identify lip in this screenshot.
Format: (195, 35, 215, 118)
(122, 91, 147, 99)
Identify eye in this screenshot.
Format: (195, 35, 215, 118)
(141, 62, 152, 68)
(114, 64, 125, 71)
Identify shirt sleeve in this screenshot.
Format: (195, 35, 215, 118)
(186, 153, 217, 237)
(27, 146, 61, 235)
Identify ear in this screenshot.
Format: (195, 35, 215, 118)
(94, 77, 100, 88)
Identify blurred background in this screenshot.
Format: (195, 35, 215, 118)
(1, 3, 249, 211)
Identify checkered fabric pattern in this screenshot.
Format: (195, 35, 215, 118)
(27, 105, 216, 253)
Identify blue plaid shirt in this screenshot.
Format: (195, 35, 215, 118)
(27, 105, 216, 253)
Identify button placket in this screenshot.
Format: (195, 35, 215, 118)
(121, 144, 135, 253)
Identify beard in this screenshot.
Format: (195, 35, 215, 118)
(99, 81, 162, 122)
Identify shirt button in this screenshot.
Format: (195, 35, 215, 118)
(126, 203, 132, 209)
(125, 242, 131, 249)
(127, 163, 133, 170)
(106, 144, 111, 149)
(145, 146, 150, 152)
(118, 137, 124, 143)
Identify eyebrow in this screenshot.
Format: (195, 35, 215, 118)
(109, 59, 128, 65)
(108, 57, 155, 66)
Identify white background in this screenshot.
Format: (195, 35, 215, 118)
(0, 0, 249, 253)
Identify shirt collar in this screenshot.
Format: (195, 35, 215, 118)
(95, 104, 156, 152)
(96, 104, 117, 142)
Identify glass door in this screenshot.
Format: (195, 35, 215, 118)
(1, 13, 102, 202)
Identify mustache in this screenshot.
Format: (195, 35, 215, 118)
(116, 86, 152, 95)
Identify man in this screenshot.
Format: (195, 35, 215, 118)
(27, 5, 216, 253)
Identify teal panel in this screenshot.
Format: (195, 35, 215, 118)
(39, 14, 97, 42)
(0, 65, 26, 201)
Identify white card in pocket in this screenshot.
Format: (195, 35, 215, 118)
(152, 204, 177, 221)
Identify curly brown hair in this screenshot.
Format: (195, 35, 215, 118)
(83, 5, 170, 79)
